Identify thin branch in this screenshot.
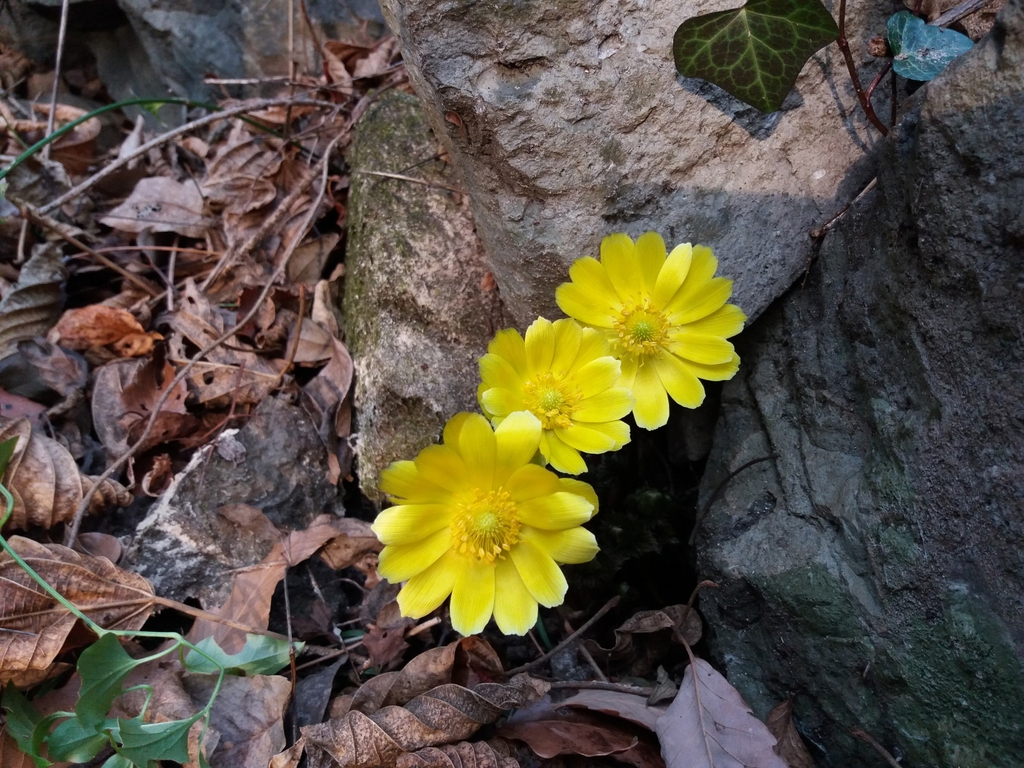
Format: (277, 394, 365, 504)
(355, 169, 466, 195)
(835, 0, 890, 137)
(933, 0, 999, 26)
(850, 729, 903, 768)
(689, 455, 777, 544)
(43, 0, 71, 160)
(506, 596, 620, 676)
(63, 132, 345, 546)
(548, 680, 655, 696)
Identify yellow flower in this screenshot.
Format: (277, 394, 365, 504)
(556, 232, 746, 430)
(372, 411, 599, 636)
(477, 317, 633, 475)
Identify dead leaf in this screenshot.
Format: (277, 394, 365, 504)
(101, 176, 213, 238)
(587, 604, 703, 665)
(271, 737, 306, 768)
(3, 103, 101, 176)
(560, 689, 668, 732)
(0, 536, 155, 685)
(290, 316, 336, 365)
(0, 417, 132, 531)
(141, 453, 173, 497)
(16, 339, 89, 398)
(217, 503, 282, 543)
(0, 388, 46, 422)
(0, 243, 66, 361)
(187, 515, 349, 653)
(118, 345, 198, 451)
(398, 740, 520, 768)
(499, 717, 639, 760)
(302, 674, 550, 768)
(655, 658, 786, 768)
(319, 518, 382, 570)
(51, 305, 160, 357)
(289, 233, 340, 286)
(91, 357, 146, 456)
(766, 698, 815, 768)
(363, 624, 410, 674)
(73, 532, 123, 563)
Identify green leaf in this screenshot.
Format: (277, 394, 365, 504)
(76, 634, 141, 729)
(673, 0, 839, 112)
(887, 11, 973, 81)
(183, 634, 301, 676)
(46, 716, 109, 763)
(0, 435, 19, 478)
(114, 714, 201, 765)
(1, 683, 50, 768)
(100, 754, 134, 768)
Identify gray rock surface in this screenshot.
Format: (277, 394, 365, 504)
(379, 0, 886, 327)
(696, 2, 1024, 765)
(345, 91, 509, 503)
(125, 396, 336, 607)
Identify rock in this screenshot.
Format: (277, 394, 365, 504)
(379, 0, 887, 327)
(344, 91, 509, 502)
(695, 3, 1024, 765)
(125, 395, 337, 607)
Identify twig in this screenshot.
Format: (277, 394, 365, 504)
(204, 76, 294, 85)
(43, 0, 71, 160)
(507, 596, 620, 676)
(809, 177, 878, 244)
(355, 169, 466, 195)
(864, 60, 893, 107)
(150, 594, 288, 638)
(39, 98, 338, 216)
(835, 0, 889, 136)
(688, 455, 777, 544)
(63, 132, 345, 546)
(547, 680, 655, 696)
(560, 611, 607, 681)
(677, 580, 719, 631)
(21, 206, 162, 297)
(850, 729, 903, 768)
(273, 283, 306, 391)
(933, 0, 999, 26)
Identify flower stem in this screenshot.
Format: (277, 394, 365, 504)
(836, 0, 890, 136)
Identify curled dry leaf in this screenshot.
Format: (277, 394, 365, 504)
(302, 674, 550, 768)
(0, 536, 155, 686)
(560, 689, 669, 732)
(0, 417, 132, 532)
(51, 304, 162, 358)
(118, 346, 198, 452)
(0, 244, 66, 361)
(655, 659, 786, 768)
(498, 716, 642, 763)
(73, 531, 124, 563)
(587, 604, 703, 662)
(100, 176, 213, 238)
(397, 740, 519, 768)
(765, 698, 815, 768)
(319, 518, 381, 570)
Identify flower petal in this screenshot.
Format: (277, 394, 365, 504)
(600, 233, 642, 301)
(397, 550, 458, 618)
(480, 352, 523, 392)
(574, 388, 634, 422)
(510, 537, 568, 607)
(493, 557, 538, 635)
(654, 352, 706, 408)
(378, 461, 450, 504)
(505, 463, 563, 501)
(525, 317, 555, 376)
(573, 357, 621, 398)
(450, 557, 495, 635)
(372, 503, 453, 545)
(667, 352, 741, 382)
(458, 413, 496, 490)
(524, 526, 599, 564)
(666, 332, 736, 365)
(481, 387, 524, 419)
(494, 411, 542, 485)
(555, 423, 618, 454)
(556, 283, 617, 328)
(488, 328, 528, 377)
(653, 243, 693, 307)
(669, 277, 735, 325)
(415, 445, 469, 492)
(377, 528, 452, 582)
(570, 418, 630, 449)
(570, 327, 613, 371)
(680, 302, 746, 339)
(634, 231, 667, 293)
(558, 477, 599, 517)
(443, 412, 474, 448)
(517, 491, 594, 530)
(551, 318, 583, 374)
(616, 354, 639, 391)
(567, 256, 620, 310)
(631, 360, 669, 429)
(540, 431, 588, 475)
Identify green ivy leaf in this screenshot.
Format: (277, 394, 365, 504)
(46, 716, 109, 763)
(114, 713, 201, 766)
(1, 683, 50, 768)
(100, 754, 134, 768)
(887, 11, 973, 81)
(673, 0, 839, 112)
(0, 435, 19, 478)
(184, 634, 301, 676)
(76, 634, 141, 729)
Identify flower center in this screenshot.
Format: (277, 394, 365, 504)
(522, 372, 581, 429)
(614, 298, 670, 358)
(450, 489, 521, 563)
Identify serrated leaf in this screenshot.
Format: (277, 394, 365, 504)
(76, 634, 142, 729)
(183, 634, 301, 676)
(674, 0, 839, 112)
(46, 716, 108, 763)
(114, 713, 201, 765)
(887, 11, 973, 81)
(0, 683, 49, 768)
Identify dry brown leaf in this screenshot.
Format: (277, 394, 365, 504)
(349, 643, 465, 716)
(319, 518, 382, 570)
(766, 698, 815, 768)
(363, 624, 411, 674)
(73, 532, 123, 563)
(186, 515, 349, 653)
(0, 536, 155, 685)
(560, 689, 669, 732)
(5, 103, 101, 175)
(588, 604, 703, 662)
(217, 503, 282, 543)
(117, 346, 198, 451)
(655, 659, 786, 768)
(302, 674, 550, 768)
(289, 233, 340, 286)
(290, 316, 336, 365)
(498, 717, 639, 760)
(0, 244, 66, 361)
(15, 339, 89, 398)
(51, 305, 160, 358)
(141, 453, 173, 497)
(398, 740, 519, 768)
(271, 737, 307, 768)
(100, 176, 213, 238)
(0, 388, 46, 421)
(91, 357, 146, 456)
(0, 417, 132, 531)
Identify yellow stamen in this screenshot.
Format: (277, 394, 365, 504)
(522, 372, 581, 429)
(614, 298, 669, 357)
(450, 489, 521, 563)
